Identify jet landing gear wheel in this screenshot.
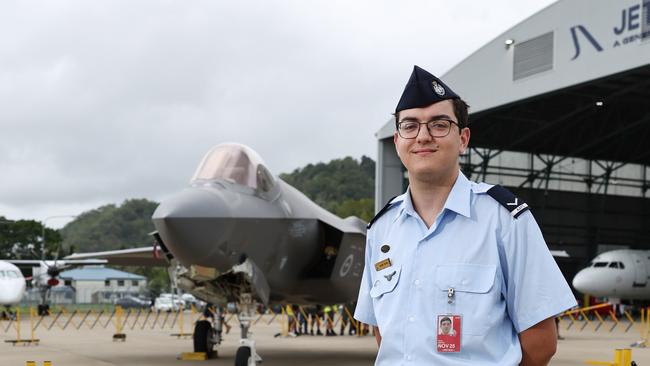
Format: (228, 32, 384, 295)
(193, 320, 213, 354)
(235, 346, 252, 366)
(236, 292, 262, 365)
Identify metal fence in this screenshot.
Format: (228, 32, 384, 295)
(1, 304, 371, 345)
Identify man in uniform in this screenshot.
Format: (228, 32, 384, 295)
(354, 65, 576, 365)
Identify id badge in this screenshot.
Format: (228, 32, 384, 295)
(436, 314, 461, 353)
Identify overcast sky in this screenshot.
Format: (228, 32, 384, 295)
(0, 0, 556, 228)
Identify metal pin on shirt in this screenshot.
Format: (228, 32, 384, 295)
(447, 287, 455, 304)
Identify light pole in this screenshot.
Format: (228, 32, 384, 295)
(41, 215, 77, 261)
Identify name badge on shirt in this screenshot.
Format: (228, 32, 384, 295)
(436, 314, 461, 353)
(374, 258, 392, 271)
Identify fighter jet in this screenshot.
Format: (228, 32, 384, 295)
(67, 143, 367, 365)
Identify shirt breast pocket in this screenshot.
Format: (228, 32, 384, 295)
(370, 265, 402, 299)
(435, 263, 497, 335)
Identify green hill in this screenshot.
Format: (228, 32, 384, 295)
(280, 155, 375, 221)
(60, 199, 158, 253)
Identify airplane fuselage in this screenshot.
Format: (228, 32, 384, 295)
(573, 249, 650, 300)
(0, 261, 27, 306)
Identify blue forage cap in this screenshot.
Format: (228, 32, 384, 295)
(395, 65, 460, 113)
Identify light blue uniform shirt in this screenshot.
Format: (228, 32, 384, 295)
(354, 172, 577, 365)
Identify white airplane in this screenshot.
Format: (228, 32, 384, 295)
(0, 260, 27, 308)
(572, 249, 650, 300)
(9, 259, 106, 314)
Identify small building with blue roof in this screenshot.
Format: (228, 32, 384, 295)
(57, 266, 147, 304)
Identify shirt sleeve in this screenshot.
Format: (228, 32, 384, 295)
(354, 231, 377, 326)
(500, 211, 577, 333)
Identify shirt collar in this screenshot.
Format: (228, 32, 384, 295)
(444, 171, 472, 218)
(393, 170, 472, 222)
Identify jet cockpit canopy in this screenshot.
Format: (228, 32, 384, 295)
(191, 143, 275, 191)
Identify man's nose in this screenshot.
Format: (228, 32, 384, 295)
(416, 123, 434, 143)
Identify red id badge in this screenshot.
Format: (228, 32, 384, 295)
(436, 314, 461, 353)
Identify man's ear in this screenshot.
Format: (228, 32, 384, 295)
(459, 128, 470, 154)
(393, 132, 400, 157)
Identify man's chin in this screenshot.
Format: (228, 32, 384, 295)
(407, 165, 457, 183)
(408, 165, 442, 178)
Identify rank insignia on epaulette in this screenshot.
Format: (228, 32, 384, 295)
(509, 201, 529, 217)
(486, 185, 530, 219)
(374, 258, 392, 271)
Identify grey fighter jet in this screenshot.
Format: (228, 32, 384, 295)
(68, 143, 367, 365)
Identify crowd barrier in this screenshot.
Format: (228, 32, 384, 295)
(1, 304, 372, 344)
(556, 303, 648, 335)
(11, 303, 650, 341)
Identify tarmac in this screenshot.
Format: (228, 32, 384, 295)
(3, 314, 650, 365)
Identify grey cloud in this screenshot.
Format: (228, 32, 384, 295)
(0, 0, 556, 220)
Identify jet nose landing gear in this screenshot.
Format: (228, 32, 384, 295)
(235, 293, 262, 366)
(236, 340, 261, 366)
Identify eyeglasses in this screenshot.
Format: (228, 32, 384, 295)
(397, 118, 459, 139)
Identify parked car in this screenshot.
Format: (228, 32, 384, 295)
(116, 296, 150, 310)
(181, 293, 199, 307)
(153, 294, 183, 312)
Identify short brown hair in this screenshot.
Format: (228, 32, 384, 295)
(394, 98, 470, 130)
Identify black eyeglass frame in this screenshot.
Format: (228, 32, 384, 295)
(396, 118, 461, 139)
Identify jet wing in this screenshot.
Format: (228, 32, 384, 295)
(9, 259, 108, 266)
(64, 247, 167, 267)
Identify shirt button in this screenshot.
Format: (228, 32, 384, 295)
(408, 316, 415, 322)
(406, 355, 412, 361)
(414, 279, 420, 285)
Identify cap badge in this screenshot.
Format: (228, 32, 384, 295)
(432, 81, 446, 96)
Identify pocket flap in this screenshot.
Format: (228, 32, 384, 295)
(435, 264, 496, 293)
(370, 265, 401, 298)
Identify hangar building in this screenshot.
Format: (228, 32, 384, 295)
(375, 0, 650, 283)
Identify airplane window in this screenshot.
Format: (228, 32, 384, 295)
(618, 262, 625, 269)
(191, 143, 275, 190)
(0, 270, 4, 278)
(593, 262, 608, 268)
(256, 164, 274, 193)
(7, 270, 19, 278)
(608, 262, 619, 268)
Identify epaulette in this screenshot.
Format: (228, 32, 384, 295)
(486, 185, 529, 219)
(367, 196, 399, 229)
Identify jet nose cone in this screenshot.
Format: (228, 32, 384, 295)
(572, 269, 591, 294)
(153, 188, 230, 220)
(153, 188, 233, 268)
(0, 281, 25, 304)
(573, 268, 611, 296)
